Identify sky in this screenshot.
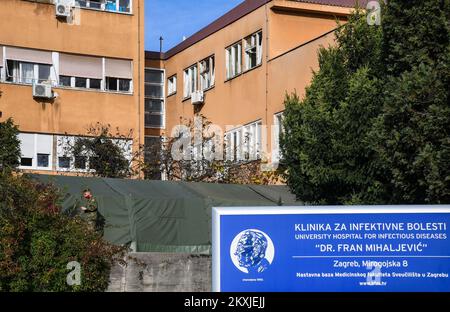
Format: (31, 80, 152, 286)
(145, 0, 244, 52)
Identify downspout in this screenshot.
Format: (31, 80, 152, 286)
(264, 2, 270, 159)
(137, 0, 143, 178)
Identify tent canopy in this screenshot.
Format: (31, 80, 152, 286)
(30, 174, 302, 254)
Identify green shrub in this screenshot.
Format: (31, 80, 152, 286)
(0, 172, 125, 292)
(373, 0, 450, 203)
(0, 118, 21, 170)
(280, 10, 387, 204)
(281, 1, 450, 205)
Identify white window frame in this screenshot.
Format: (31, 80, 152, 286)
(56, 136, 92, 173)
(145, 67, 165, 129)
(76, 0, 133, 14)
(183, 64, 197, 99)
(59, 76, 102, 90)
(225, 120, 262, 162)
(3, 50, 133, 94)
(56, 136, 78, 172)
(0, 46, 5, 81)
(200, 55, 215, 91)
(76, 0, 104, 10)
(6, 60, 53, 85)
(105, 76, 133, 93)
(225, 42, 242, 80)
(167, 75, 177, 96)
(56, 135, 132, 172)
(18, 133, 54, 171)
(272, 112, 285, 164)
(244, 30, 263, 71)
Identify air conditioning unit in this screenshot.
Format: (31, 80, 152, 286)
(191, 90, 204, 105)
(55, 0, 72, 18)
(33, 82, 54, 99)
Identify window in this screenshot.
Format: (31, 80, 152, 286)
(167, 75, 177, 96)
(18, 133, 53, 170)
(145, 84, 163, 98)
(59, 76, 101, 90)
(58, 54, 132, 93)
(76, 0, 102, 9)
(145, 69, 163, 83)
(118, 79, 131, 92)
(145, 68, 165, 128)
(200, 56, 215, 91)
(118, 0, 131, 12)
(106, 77, 118, 91)
(226, 121, 262, 161)
(57, 136, 76, 171)
(21, 62, 34, 84)
(106, 77, 131, 92)
(243, 122, 262, 161)
(58, 157, 71, 169)
(6, 61, 51, 85)
(244, 31, 263, 71)
(75, 77, 87, 88)
(273, 112, 284, 164)
(76, 0, 132, 13)
(59, 75, 71, 87)
(89, 78, 101, 89)
(105, 0, 117, 11)
(226, 42, 242, 79)
(3, 49, 133, 94)
(75, 156, 88, 170)
(38, 64, 51, 83)
(145, 99, 164, 128)
(37, 154, 50, 168)
(104, 0, 131, 13)
(104, 57, 133, 92)
(56, 135, 131, 172)
(20, 158, 32, 167)
(183, 65, 197, 98)
(0, 46, 4, 80)
(89, 0, 102, 9)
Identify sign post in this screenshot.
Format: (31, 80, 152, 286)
(212, 206, 450, 292)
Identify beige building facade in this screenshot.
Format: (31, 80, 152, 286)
(145, 0, 360, 172)
(1, 0, 365, 178)
(0, 0, 145, 174)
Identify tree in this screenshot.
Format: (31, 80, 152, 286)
(61, 123, 139, 179)
(281, 10, 386, 204)
(143, 114, 282, 185)
(0, 118, 21, 170)
(0, 172, 125, 291)
(281, 1, 450, 205)
(372, 0, 450, 203)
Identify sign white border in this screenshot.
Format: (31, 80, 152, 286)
(212, 205, 450, 292)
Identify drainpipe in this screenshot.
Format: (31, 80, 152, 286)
(137, 0, 143, 178)
(264, 2, 270, 159)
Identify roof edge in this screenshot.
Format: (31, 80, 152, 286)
(162, 0, 271, 60)
(146, 0, 363, 61)
(145, 50, 164, 60)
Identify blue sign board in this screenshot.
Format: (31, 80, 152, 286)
(212, 206, 450, 292)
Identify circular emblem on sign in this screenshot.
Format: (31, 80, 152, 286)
(230, 229, 274, 274)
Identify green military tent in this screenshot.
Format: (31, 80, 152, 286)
(30, 174, 303, 254)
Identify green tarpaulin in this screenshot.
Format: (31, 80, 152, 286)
(30, 174, 303, 254)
